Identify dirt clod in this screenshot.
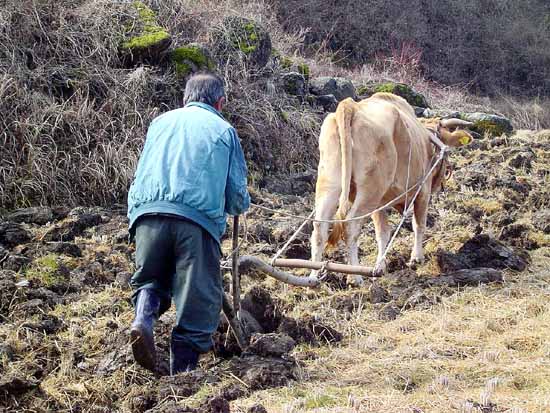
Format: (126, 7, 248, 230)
(199, 396, 230, 413)
(436, 234, 529, 272)
(0, 222, 32, 248)
(230, 355, 296, 390)
(532, 209, 550, 233)
(247, 404, 268, 413)
(241, 286, 282, 333)
(370, 282, 391, 304)
(41, 213, 102, 242)
(0, 375, 38, 397)
(43, 241, 82, 257)
(428, 268, 503, 287)
(378, 304, 401, 321)
(157, 371, 219, 400)
(6, 207, 54, 225)
(277, 315, 342, 345)
(248, 333, 296, 357)
(220, 383, 249, 401)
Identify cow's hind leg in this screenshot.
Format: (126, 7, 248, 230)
(372, 210, 391, 276)
(343, 216, 364, 286)
(410, 193, 429, 267)
(309, 190, 339, 280)
(342, 191, 383, 286)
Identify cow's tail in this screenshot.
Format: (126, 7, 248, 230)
(327, 98, 357, 248)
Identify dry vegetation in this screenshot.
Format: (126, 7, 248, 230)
(1, 130, 549, 413)
(2, 0, 549, 209)
(1, 0, 550, 412)
(270, 0, 550, 97)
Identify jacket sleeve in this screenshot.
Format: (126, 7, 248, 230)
(225, 128, 250, 215)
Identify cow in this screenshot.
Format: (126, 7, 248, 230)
(309, 92, 473, 286)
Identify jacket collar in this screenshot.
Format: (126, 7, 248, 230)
(185, 102, 226, 121)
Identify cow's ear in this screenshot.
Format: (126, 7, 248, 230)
(440, 128, 473, 147)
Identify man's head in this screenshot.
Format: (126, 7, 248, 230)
(183, 72, 226, 111)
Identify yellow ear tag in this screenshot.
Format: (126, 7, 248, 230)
(459, 135, 471, 145)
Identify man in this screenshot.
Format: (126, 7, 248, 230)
(127, 72, 250, 375)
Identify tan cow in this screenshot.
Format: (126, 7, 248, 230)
(309, 92, 473, 285)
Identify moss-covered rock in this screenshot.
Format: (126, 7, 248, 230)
(121, 1, 171, 65)
(460, 112, 514, 137)
(358, 82, 429, 108)
(171, 43, 215, 78)
(212, 17, 272, 68)
(281, 72, 306, 96)
(309, 77, 356, 102)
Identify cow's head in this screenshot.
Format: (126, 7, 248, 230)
(429, 118, 474, 192)
(437, 118, 474, 147)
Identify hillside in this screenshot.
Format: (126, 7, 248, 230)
(270, 0, 550, 97)
(1, 1, 550, 412)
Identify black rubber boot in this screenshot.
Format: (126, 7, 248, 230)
(130, 289, 160, 372)
(170, 335, 200, 375)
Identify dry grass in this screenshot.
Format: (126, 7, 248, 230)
(1, 130, 549, 411)
(0, 0, 321, 209)
(231, 249, 550, 413)
(2, 1, 550, 412)
(2, 0, 548, 210)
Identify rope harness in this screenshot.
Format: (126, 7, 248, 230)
(223, 126, 451, 281)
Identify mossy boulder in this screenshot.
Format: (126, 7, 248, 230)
(281, 72, 306, 97)
(212, 17, 272, 68)
(358, 82, 429, 108)
(309, 77, 356, 102)
(121, 1, 171, 65)
(172, 43, 215, 78)
(460, 112, 514, 137)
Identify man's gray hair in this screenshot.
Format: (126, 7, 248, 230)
(183, 72, 225, 107)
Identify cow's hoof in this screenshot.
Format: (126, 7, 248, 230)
(347, 274, 364, 287)
(373, 262, 387, 277)
(408, 257, 424, 269)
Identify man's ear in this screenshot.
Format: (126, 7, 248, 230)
(214, 96, 225, 111)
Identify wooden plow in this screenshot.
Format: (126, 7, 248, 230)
(222, 133, 452, 347)
(222, 216, 375, 350)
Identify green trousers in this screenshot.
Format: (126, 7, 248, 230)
(130, 215, 222, 353)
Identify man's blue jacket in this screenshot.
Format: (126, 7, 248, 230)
(127, 102, 250, 245)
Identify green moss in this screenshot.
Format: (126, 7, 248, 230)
(122, 30, 170, 50)
(232, 21, 260, 54)
(134, 1, 155, 23)
(25, 254, 64, 288)
(238, 43, 257, 54)
(243, 22, 256, 33)
(172, 45, 215, 77)
(356, 84, 373, 96)
(303, 394, 337, 409)
(281, 56, 293, 69)
(280, 110, 289, 122)
(374, 82, 427, 107)
(121, 1, 170, 51)
(297, 62, 310, 79)
(472, 120, 507, 137)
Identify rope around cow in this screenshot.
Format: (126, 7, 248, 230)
(222, 137, 450, 279)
